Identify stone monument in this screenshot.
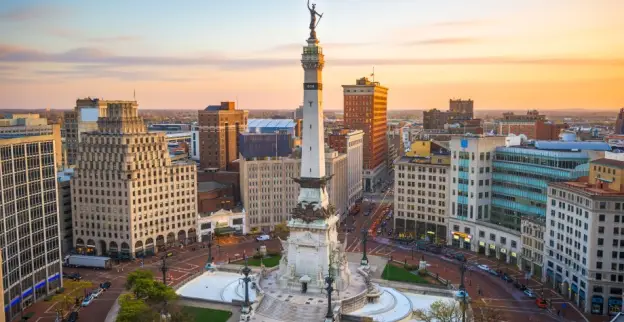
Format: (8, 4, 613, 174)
(277, 0, 351, 294)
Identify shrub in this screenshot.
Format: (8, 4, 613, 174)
(403, 264, 418, 271)
(252, 252, 263, 259)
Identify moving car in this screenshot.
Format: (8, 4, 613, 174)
(256, 234, 270, 241)
(535, 298, 548, 309)
(524, 289, 536, 298)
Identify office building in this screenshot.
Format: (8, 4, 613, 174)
(520, 216, 546, 276)
(544, 158, 624, 316)
(57, 168, 74, 255)
(238, 132, 292, 159)
(423, 99, 474, 131)
(197, 181, 236, 214)
(239, 148, 348, 232)
(394, 151, 450, 242)
(491, 140, 609, 231)
(147, 124, 191, 133)
(327, 129, 364, 208)
(190, 124, 200, 161)
(0, 114, 63, 170)
(198, 102, 248, 171)
(64, 98, 109, 166)
(0, 251, 5, 322)
(0, 135, 62, 320)
(342, 77, 388, 192)
(448, 136, 507, 254)
(616, 108, 624, 135)
(71, 101, 197, 259)
(497, 110, 568, 140)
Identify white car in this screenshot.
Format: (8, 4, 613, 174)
(92, 288, 104, 298)
(477, 264, 490, 271)
(81, 295, 94, 307)
(256, 234, 270, 241)
(524, 289, 536, 298)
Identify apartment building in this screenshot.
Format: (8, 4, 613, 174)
(71, 101, 197, 259)
(521, 216, 546, 276)
(394, 153, 450, 242)
(63, 98, 109, 166)
(448, 135, 506, 251)
(240, 148, 348, 232)
(544, 158, 624, 316)
(0, 114, 63, 170)
(197, 102, 248, 171)
(0, 135, 62, 320)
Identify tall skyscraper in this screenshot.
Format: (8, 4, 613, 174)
(342, 77, 388, 192)
(63, 98, 109, 166)
(71, 101, 197, 258)
(197, 102, 248, 171)
(0, 135, 62, 320)
(0, 114, 63, 170)
(616, 108, 624, 135)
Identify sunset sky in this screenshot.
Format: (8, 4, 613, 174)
(1, 0, 623, 111)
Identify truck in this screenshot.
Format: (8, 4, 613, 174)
(64, 255, 112, 269)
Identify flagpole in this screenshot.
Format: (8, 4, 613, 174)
(372, 66, 375, 82)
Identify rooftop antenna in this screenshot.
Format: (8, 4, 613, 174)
(371, 66, 375, 83)
(133, 89, 136, 101)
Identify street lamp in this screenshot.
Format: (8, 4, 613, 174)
(360, 229, 369, 266)
(241, 254, 252, 319)
(160, 253, 170, 321)
(324, 263, 335, 322)
(206, 231, 214, 270)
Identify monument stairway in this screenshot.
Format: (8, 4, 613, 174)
(255, 294, 326, 321)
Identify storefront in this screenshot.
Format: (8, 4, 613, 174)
(591, 296, 603, 315)
(452, 231, 472, 249)
(509, 251, 517, 265)
(488, 244, 496, 258)
(478, 241, 486, 254)
(555, 273, 563, 293)
(579, 290, 586, 311)
(608, 297, 622, 316)
(463, 237, 471, 250)
(571, 283, 578, 303)
(499, 248, 508, 262)
(452, 234, 461, 247)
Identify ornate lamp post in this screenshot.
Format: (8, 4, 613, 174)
(459, 262, 467, 322)
(160, 253, 170, 321)
(241, 254, 252, 319)
(324, 267, 335, 322)
(206, 232, 214, 270)
(361, 229, 369, 266)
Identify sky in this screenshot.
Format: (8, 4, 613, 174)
(0, 0, 623, 111)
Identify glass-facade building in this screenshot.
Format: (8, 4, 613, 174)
(0, 135, 62, 320)
(491, 147, 590, 230)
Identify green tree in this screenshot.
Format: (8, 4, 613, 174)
(126, 269, 154, 291)
(50, 280, 93, 317)
(413, 299, 462, 322)
(116, 293, 156, 322)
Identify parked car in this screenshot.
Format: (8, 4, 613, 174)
(513, 280, 522, 289)
(454, 254, 466, 262)
(81, 295, 94, 307)
(524, 289, 536, 298)
(101, 281, 112, 290)
(63, 272, 82, 281)
(535, 298, 548, 309)
(92, 288, 104, 298)
(477, 264, 490, 271)
(67, 311, 79, 322)
(502, 274, 514, 283)
(488, 269, 499, 277)
(256, 235, 270, 241)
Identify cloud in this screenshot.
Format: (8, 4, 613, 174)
(0, 4, 63, 21)
(403, 37, 480, 46)
(48, 29, 141, 43)
(1, 44, 623, 69)
(429, 20, 493, 27)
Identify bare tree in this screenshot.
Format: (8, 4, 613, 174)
(472, 301, 505, 322)
(413, 299, 462, 322)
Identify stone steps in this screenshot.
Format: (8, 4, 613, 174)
(255, 295, 326, 322)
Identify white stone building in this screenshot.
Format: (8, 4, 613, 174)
(197, 208, 246, 241)
(521, 216, 546, 276)
(325, 148, 348, 220)
(394, 155, 450, 242)
(345, 130, 364, 209)
(63, 98, 109, 166)
(448, 135, 506, 251)
(469, 220, 521, 265)
(544, 161, 624, 316)
(71, 101, 198, 259)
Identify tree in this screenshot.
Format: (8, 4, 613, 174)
(126, 269, 154, 291)
(413, 299, 462, 322)
(472, 301, 504, 322)
(50, 280, 93, 317)
(116, 293, 156, 322)
(274, 221, 289, 235)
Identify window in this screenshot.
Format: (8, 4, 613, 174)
(599, 214, 605, 222)
(599, 226, 605, 234)
(597, 250, 603, 258)
(597, 262, 602, 269)
(598, 238, 604, 246)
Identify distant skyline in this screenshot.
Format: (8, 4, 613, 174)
(1, 0, 623, 111)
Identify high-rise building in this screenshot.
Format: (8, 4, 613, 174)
(325, 148, 348, 220)
(327, 129, 364, 208)
(71, 101, 197, 258)
(197, 102, 248, 171)
(0, 114, 63, 170)
(64, 98, 109, 166)
(544, 158, 624, 316)
(615, 108, 624, 135)
(449, 99, 474, 119)
(0, 135, 63, 320)
(342, 77, 388, 192)
(423, 99, 475, 131)
(520, 216, 546, 277)
(448, 136, 506, 253)
(394, 151, 450, 242)
(0, 251, 5, 322)
(57, 168, 74, 255)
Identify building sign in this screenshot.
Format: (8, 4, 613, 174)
(461, 139, 468, 149)
(489, 244, 496, 249)
(479, 241, 485, 246)
(500, 248, 507, 254)
(216, 221, 229, 228)
(511, 252, 517, 257)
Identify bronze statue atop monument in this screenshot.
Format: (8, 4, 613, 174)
(307, 0, 323, 39)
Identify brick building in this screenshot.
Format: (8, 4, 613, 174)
(197, 102, 248, 171)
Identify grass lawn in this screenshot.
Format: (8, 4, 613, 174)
(182, 306, 232, 322)
(381, 263, 430, 284)
(235, 254, 282, 268)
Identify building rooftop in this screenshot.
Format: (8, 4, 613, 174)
(198, 181, 227, 192)
(592, 158, 624, 169)
(551, 179, 624, 197)
(248, 119, 296, 129)
(57, 168, 75, 182)
(534, 141, 611, 151)
(198, 207, 244, 218)
(396, 155, 449, 165)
